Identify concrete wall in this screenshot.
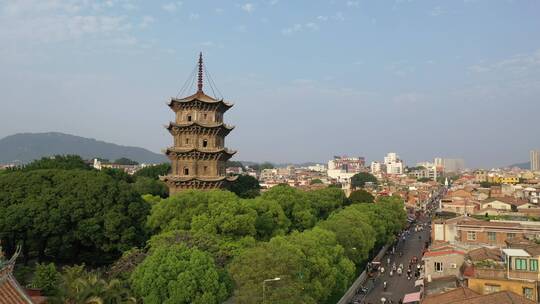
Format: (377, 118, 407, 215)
(336, 245, 390, 304)
(467, 277, 537, 301)
(423, 254, 464, 280)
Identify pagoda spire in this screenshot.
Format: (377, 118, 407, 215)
(197, 52, 203, 93)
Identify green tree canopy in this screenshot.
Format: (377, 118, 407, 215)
(348, 189, 375, 204)
(227, 175, 261, 198)
(244, 197, 290, 240)
(20, 155, 91, 171)
(228, 227, 354, 304)
(318, 207, 376, 265)
(148, 190, 242, 233)
(132, 176, 168, 197)
(114, 157, 139, 165)
(131, 244, 229, 304)
(133, 163, 171, 180)
(261, 185, 317, 231)
(31, 263, 61, 296)
(350, 172, 378, 188)
(0, 169, 150, 264)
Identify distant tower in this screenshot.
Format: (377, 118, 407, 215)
(531, 150, 540, 172)
(160, 53, 237, 194)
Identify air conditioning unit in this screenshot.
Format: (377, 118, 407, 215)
(450, 263, 457, 269)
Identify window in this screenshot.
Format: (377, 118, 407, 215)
(530, 259, 538, 272)
(516, 258, 528, 270)
(484, 284, 500, 294)
(202, 139, 208, 148)
(187, 115, 192, 122)
(203, 166, 208, 173)
(507, 233, 516, 240)
(488, 232, 496, 242)
(523, 287, 534, 300)
(185, 138, 190, 144)
(434, 262, 443, 272)
(203, 113, 207, 119)
(184, 167, 189, 175)
(467, 231, 477, 241)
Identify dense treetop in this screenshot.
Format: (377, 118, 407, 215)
(350, 172, 378, 188)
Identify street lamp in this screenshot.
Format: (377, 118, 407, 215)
(263, 277, 281, 304)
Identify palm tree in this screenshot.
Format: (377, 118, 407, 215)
(52, 265, 137, 304)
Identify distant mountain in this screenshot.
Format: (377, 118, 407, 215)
(0, 132, 167, 164)
(508, 161, 531, 169)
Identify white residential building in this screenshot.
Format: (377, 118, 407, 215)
(384, 152, 404, 175)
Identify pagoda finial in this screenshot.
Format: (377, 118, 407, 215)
(197, 52, 203, 93)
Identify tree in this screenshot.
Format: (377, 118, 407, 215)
(306, 187, 346, 220)
(133, 163, 171, 180)
(348, 189, 374, 204)
(225, 161, 245, 169)
(147, 190, 242, 233)
(261, 185, 317, 231)
(228, 228, 354, 304)
(250, 162, 275, 171)
(102, 168, 133, 183)
(20, 155, 91, 171)
(227, 175, 261, 198)
(131, 244, 229, 304)
(228, 237, 313, 304)
(132, 177, 168, 197)
(114, 158, 139, 165)
(350, 172, 378, 188)
(31, 263, 61, 296)
(55, 265, 136, 304)
(0, 169, 150, 264)
(310, 179, 323, 185)
(417, 177, 431, 183)
(244, 197, 290, 240)
(318, 207, 376, 265)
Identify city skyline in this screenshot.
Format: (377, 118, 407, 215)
(1, 0, 540, 168)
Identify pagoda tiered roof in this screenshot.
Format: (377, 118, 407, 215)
(166, 121, 235, 132)
(168, 91, 233, 110)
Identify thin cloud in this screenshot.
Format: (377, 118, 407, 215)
(346, 1, 360, 7)
(162, 1, 182, 13)
(429, 6, 445, 17)
(241, 3, 255, 13)
(139, 15, 154, 29)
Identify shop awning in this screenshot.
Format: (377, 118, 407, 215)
(403, 291, 421, 303)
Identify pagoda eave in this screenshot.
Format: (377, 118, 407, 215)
(165, 121, 235, 131)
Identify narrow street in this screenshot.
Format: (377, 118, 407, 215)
(361, 215, 431, 304)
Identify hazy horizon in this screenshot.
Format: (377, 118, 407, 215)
(2, 0, 539, 168)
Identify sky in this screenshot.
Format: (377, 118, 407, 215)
(1, 0, 539, 168)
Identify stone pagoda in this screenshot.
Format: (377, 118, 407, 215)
(161, 53, 237, 194)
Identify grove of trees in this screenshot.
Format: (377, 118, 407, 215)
(350, 172, 378, 188)
(3, 155, 407, 304)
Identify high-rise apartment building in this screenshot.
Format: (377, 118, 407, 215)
(384, 152, 404, 175)
(531, 150, 540, 171)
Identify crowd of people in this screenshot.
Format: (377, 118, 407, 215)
(359, 216, 432, 304)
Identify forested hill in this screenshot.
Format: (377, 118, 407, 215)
(0, 132, 167, 164)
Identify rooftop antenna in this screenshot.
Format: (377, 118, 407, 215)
(197, 52, 203, 93)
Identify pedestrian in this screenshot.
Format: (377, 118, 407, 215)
(387, 257, 391, 265)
